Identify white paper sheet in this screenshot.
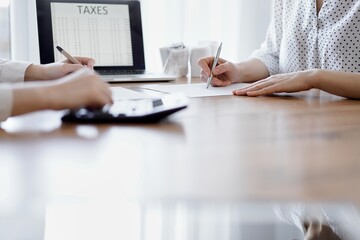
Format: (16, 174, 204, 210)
(142, 83, 250, 98)
(111, 87, 155, 100)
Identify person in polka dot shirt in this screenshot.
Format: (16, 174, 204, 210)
(198, 0, 360, 99)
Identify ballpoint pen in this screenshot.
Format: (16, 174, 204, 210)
(56, 46, 81, 65)
(206, 42, 222, 89)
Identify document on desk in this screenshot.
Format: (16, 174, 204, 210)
(111, 87, 155, 100)
(143, 83, 250, 98)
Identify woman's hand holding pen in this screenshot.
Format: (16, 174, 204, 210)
(62, 56, 95, 69)
(24, 57, 95, 81)
(198, 55, 318, 97)
(197, 57, 270, 86)
(197, 57, 241, 87)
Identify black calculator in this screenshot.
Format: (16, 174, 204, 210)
(61, 93, 188, 123)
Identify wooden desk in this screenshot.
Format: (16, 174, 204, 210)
(1, 77, 360, 204)
(1, 77, 360, 238)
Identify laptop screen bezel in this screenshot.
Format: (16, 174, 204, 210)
(36, 0, 146, 71)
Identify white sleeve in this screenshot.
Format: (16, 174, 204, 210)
(273, 203, 306, 233)
(321, 205, 360, 240)
(0, 59, 32, 83)
(0, 59, 32, 121)
(249, 0, 283, 75)
(274, 203, 360, 240)
(0, 86, 13, 122)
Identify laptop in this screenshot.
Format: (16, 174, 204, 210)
(36, 0, 176, 82)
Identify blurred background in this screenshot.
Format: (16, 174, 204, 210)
(0, 0, 272, 71)
(0, 0, 10, 59)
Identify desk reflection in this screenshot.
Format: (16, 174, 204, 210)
(2, 197, 360, 240)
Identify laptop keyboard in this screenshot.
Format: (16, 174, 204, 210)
(96, 69, 145, 75)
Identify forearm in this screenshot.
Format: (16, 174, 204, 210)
(11, 85, 53, 116)
(311, 70, 360, 99)
(24, 64, 46, 81)
(24, 59, 91, 82)
(236, 58, 270, 83)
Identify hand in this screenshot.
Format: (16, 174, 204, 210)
(25, 57, 96, 81)
(197, 57, 241, 87)
(233, 70, 317, 96)
(46, 68, 113, 110)
(61, 56, 95, 69)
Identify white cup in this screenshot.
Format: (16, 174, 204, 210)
(160, 47, 189, 77)
(189, 44, 212, 77)
(197, 40, 219, 55)
(159, 47, 170, 67)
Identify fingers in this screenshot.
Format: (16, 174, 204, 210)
(233, 72, 310, 97)
(199, 57, 233, 87)
(89, 90, 113, 108)
(75, 57, 96, 69)
(211, 78, 232, 87)
(212, 58, 228, 75)
(199, 74, 231, 87)
(246, 84, 286, 96)
(65, 68, 113, 107)
(62, 57, 95, 69)
(99, 82, 113, 105)
(86, 72, 113, 106)
(233, 78, 274, 95)
(197, 57, 213, 76)
(233, 78, 286, 97)
(233, 77, 277, 96)
(198, 57, 228, 78)
(63, 63, 84, 74)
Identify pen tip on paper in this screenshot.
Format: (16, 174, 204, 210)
(56, 46, 63, 52)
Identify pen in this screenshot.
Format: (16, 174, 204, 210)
(56, 46, 81, 65)
(206, 42, 222, 89)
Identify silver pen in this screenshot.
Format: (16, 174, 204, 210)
(206, 42, 222, 89)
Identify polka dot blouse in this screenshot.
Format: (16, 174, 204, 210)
(251, 0, 360, 75)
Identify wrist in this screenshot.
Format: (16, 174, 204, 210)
(306, 69, 323, 89)
(24, 64, 45, 81)
(43, 84, 62, 110)
(12, 86, 51, 116)
(237, 59, 270, 83)
(235, 62, 249, 82)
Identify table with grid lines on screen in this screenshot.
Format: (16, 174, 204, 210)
(51, 2, 133, 66)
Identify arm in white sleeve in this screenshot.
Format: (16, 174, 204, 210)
(250, 0, 283, 75)
(0, 59, 32, 83)
(0, 86, 13, 121)
(0, 59, 32, 121)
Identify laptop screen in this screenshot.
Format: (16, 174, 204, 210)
(51, 3, 133, 67)
(37, 0, 145, 70)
